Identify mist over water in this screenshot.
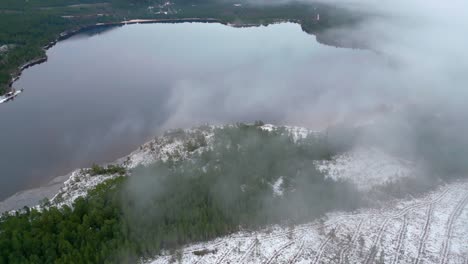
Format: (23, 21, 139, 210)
(312, 0, 468, 178)
(3, 1, 465, 201)
(1, 22, 389, 200)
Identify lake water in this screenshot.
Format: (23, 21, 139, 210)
(0, 22, 386, 200)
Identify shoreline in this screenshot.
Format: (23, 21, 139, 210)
(0, 173, 71, 213)
(7, 17, 336, 93)
(0, 124, 313, 213)
(0, 156, 129, 213)
(0, 124, 203, 213)
(7, 18, 223, 92)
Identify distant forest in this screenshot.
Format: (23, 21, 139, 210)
(0, 0, 361, 94)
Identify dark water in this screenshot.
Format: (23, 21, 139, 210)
(0, 22, 384, 200)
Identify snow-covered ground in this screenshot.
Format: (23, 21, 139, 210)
(49, 170, 121, 208)
(46, 127, 216, 209)
(22, 124, 417, 213)
(0, 89, 23, 104)
(315, 147, 414, 191)
(146, 180, 468, 264)
(2, 123, 465, 263)
(260, 124, 318, 142)
(24, 124, 325, 211)
(271, 176, 285, 196)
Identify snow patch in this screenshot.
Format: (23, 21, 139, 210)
(47, 170, 120, 208)
(271, 176, 284, 196)
(315, 147, 414, 190)
(260, 124, 318, 142)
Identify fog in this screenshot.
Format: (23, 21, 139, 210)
(3, 0, 467, 205)
(158, 0, 468, 181)
(327, 0, 468, 109)
(311, 0, 468, 176)
(162, 0, 468, 130)
(124, 0, 468, 226)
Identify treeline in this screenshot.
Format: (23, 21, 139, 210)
(0, 124, 360, 263)
(0, 0, 141, 94)
(0, 13, 67, 93)
(0, 11, 109, 94)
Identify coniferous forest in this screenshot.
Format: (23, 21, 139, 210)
(0, 125, 360, 264)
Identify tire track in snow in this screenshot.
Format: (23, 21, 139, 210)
(365, 217, 390, 264)
(364, 186, 452, 264)
(212, 231, 282, 264)
(439, 192, 468, 264)
(397, 187, 450, 217)
(338, 219, 364, 264)
(391, 213, 408, 264)
(312, 225, 339, 264)
(263, 240, 295, 264)
(235, 225, 311, 263)
(237, 238, 258, 263)
(414, 204, 434, 264)
(193, 259, 207, 264)
(236, 222, 331, 263)
(312, 236, 331, 264)
(364, 187, 451, 264)
(232, 224, 316, 263)
(205, 186, 451, 264)
(288, 239, 305, 264)
(215, 246, 235, 264)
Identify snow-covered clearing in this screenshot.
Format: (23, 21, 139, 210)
(315, 147, 414, 191)
(260, 124, 318, 142)
(271, 176, 284, 196)
(146, 180, 468, 264)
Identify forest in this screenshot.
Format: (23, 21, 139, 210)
(0, 124, 361, 263)
(1, 116, 467, 263)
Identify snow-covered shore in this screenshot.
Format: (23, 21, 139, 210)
(0, 126, 214, 213)
(0, 124, 415, 213)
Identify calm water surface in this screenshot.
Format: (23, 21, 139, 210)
(0, 23, 385, 200)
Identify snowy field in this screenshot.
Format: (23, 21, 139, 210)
(146, 180, 468, 264)
(315, 147, 414, 191)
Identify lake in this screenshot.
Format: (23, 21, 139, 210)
(0, 22, 386, 201)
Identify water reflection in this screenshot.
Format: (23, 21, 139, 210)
(0, 22, 385, 200)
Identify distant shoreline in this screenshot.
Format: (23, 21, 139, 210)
(8, 18, 223, 91)
(8, 17, 339, 93)
(7, 17, 357, 93)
